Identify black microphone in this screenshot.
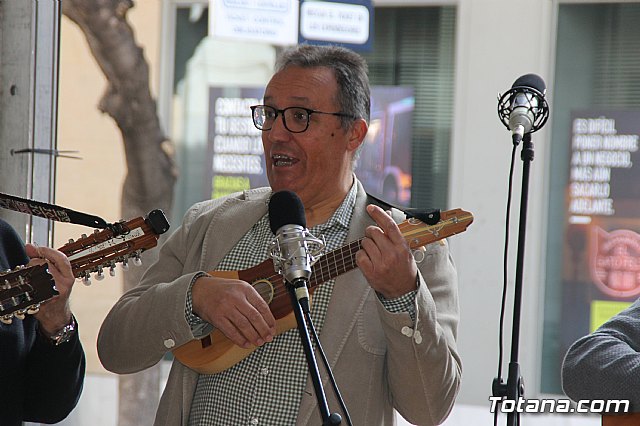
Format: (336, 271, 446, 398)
(497, 73, 550, 144)
(268, 191, 325, 310)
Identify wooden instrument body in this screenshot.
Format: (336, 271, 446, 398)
(172, 266, 299, 373)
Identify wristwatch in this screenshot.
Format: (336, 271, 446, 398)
(47, 316, 77, 346)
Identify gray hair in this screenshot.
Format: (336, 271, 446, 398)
(275, 44, 371, 130)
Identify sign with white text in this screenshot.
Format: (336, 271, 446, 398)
(559, 110, 640, 372)
(206, 87, 268, 200)
(209, 0, 299, 46)
(299, 0, 373, 51)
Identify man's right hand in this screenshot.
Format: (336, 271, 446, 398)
(191, 276, 276, 348)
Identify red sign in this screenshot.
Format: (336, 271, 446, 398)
(590, 227, 640, 298)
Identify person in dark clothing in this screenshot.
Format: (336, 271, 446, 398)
(0, 218, 86, 425)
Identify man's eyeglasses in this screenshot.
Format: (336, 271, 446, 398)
(250, 105, 355, 133)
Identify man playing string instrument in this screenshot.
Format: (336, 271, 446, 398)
(98, 44, 461, 426)
(0, 218, 85, 425)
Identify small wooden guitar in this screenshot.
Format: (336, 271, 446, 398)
(0, 209, 169, 323)
(172, 208, 474, 374)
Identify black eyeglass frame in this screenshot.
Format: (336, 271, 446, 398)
(250, 105, 356, 133)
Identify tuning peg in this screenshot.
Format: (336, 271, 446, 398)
(132, 254, 142, 267)
(26, 304, 40, 315)
(121, 258, 130, 271)
(82, 272, 92, 286)
(96, 268, 105, 281)
(109, 263, 117, 277)
(81, 233, 88, 239)
(68, 238, 75, 244)
(14, 310, 26, 320)
(0, 315, 13, 324)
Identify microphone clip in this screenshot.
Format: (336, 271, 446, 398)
(497, 85, 550, 139)
(269, 226, 326, 283)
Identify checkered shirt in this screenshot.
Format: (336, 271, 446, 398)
(187, 184, 416, 425)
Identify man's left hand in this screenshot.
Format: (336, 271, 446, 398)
(356, 204, 418, 299)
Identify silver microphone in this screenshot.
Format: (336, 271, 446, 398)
(509, 90, 540, 138)
(268, 191, 324, 305)
(497, 73, 550, 144)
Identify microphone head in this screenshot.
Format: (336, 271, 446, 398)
(511, 73, 546, 94)
(497, 73, 550, 135)
(268, 190, 306, 234)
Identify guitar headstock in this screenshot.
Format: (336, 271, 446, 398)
(0, 264, 57, 323)
(58, 209, 170, 285)
(400, 208, 474, 249)
(0, 210, 169, 323)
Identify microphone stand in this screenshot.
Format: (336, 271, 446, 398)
(493, 133, 534, 426)
(286, 278, 342, 426)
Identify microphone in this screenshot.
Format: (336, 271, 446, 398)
(497, 73, 550, 144)
(268, 191, 324, 310)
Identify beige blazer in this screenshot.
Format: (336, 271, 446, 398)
(97, 180, 461, 425)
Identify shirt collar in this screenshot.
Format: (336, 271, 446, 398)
(311, 180, 357, 233)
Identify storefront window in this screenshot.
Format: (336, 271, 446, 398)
(166, 3, 456, 220)
(542, 3, 640, 394)
(363, 6, 456, 209)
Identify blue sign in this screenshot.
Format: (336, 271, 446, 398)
(298, 0, 374, 52)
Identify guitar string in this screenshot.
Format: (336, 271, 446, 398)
(254, 240, 363, 302)
(254, 218, 466, 302)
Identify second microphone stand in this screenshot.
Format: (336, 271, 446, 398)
(286, 278, 342, 425)
(493, 133, 534, 426)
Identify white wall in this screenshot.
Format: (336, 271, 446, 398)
(449, 0, 556, 408)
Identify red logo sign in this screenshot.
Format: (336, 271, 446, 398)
(590, 227, 640, 298)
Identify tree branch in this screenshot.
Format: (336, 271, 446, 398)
(62, 0, 177, 213)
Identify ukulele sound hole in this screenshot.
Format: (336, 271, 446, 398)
(253, 279, 275, 304)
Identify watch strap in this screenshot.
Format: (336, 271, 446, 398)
(45, 315, 77, 346)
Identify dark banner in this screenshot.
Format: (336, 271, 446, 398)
(206, 87, 268, 200)
(560, 110, 640, 356)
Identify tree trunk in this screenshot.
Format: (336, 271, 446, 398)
(62, 1, 176, 425)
